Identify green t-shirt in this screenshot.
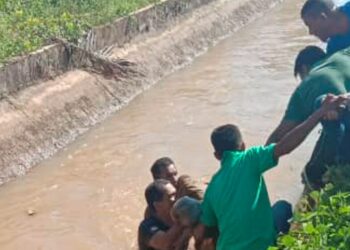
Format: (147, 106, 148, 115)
(284, 48, 350, 122)
(201, 144, 278, 250)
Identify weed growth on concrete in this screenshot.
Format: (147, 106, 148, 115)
(270, 165, 350, 249)
(0, 0, 158, 63)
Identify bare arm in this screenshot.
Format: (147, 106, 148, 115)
(274, 95, 346, 159)
(148, 225, 183, 250)
(266, 120, 299, 145)
(173, 228, 192, 250)
(193, 224, 218, 250)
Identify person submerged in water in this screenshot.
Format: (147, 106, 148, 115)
(150, 157, 203, 201)
(138, 180, 190, 250)
(144, 157, 203, 218)
(171, 196, 217, 250)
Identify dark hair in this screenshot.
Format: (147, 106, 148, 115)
(145, 179, 171, 213)
(301, 0, 335, 19)
(294, 46, 326, 78)
(151, 157, 175, 180)
(211, 124, 242, 158)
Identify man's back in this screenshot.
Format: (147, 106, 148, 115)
(284, 48, 350, 123)
(201, 145, 278, 250)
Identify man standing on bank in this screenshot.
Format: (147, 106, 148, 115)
(301, 0, 350, 55)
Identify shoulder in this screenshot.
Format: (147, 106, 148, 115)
(245, 145, 273, 154)
(244, 145, 275, 158)
(139, 217, 165, 236)
(138, 217, 170, 248)
(299, 67, 340, 92)
(339, 1, 350, 14)
(203, 167, 224, 199)
(139, 218, 154, 233)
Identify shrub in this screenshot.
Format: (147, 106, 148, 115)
(270, 165, 350, 250)
(0, 0, 158, 64)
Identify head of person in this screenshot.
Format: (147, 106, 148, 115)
(145, 179, 176, 219)
(294, 45, 326, 80)
(151, 157, 178, 187)
(210, 124, 245, 160)
(301, 0, 336, 42)
(171, 196, 202, 228)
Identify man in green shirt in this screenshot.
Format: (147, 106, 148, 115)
(200, 95, 346, 250)
(267, 48, 350, 190)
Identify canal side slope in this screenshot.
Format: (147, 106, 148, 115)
(0, 0, 282, 184)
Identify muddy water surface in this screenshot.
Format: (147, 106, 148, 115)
(0, 0, 321, 249)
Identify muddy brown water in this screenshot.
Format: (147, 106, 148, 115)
(0, 0, 322, 249)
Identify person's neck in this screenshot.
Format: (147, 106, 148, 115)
(332, 11, 350, 35)
(154, 212, 173, 226)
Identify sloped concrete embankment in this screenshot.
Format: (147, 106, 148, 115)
(0, 0, 282, 185)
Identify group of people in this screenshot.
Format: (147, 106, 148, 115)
(137, 0, 350, 249)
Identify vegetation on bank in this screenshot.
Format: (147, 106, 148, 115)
(270, 165, 350, 250)
(0, 0, 158, 64)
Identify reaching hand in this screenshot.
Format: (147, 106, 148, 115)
(323, 110, 340, 121)
(320, 94, 348, 114)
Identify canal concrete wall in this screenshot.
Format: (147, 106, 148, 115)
(0, 0, 282, 184)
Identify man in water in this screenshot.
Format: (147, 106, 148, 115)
(150, 157, 203, 201)
(138, 179, 186, 250)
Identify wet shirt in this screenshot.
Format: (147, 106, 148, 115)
(138, 216, 170, 250)
(284, 48, 350, 122)
(200, 144, 278, 250)
(327, 2, 350, 55)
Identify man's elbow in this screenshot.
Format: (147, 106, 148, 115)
(149, 235, 174, 250)
(151, 240, 172, 250)
(266, 134, 277, 145)
(267, 121, 299, 145)
(266, 131, 283, 145)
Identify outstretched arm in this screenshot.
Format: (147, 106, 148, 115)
(274, 95, 346, 159)
(266, 120, 299, 145)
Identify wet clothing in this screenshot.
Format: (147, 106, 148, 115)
(327, 2, 350, 55)
(283, 48, 350, 189)
(201, 145, 278, 250)
(138, 216, 170, 250)
(176, 175, 204, 200)
(272, 200, 293, 234)
(144, 175, 203, 219)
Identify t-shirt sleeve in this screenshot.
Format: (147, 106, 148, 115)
(247, 144, 278, 174)
(284, 74, 346, 122)
(200, 192, 217, 227)
(283, 88, 305, 122)
(138, 220, 163, 247)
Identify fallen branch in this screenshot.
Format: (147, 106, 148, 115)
(51, 37, 142, 80)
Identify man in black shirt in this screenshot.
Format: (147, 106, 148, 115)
(138, 179, 185, 250)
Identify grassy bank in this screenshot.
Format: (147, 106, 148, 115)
(270, 165, 350, 250)
(0, 0, 158, 64)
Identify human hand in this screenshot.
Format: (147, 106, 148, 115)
(323, 110, 340, 121)
(320, 94, 347, 114)
(200, 238, 215, 250)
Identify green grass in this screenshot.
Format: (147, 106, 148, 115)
(0, 0, 158, 64)
(270, 165, 350, 250)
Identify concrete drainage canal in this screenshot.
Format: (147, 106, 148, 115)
(0, 0, 321, 249)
